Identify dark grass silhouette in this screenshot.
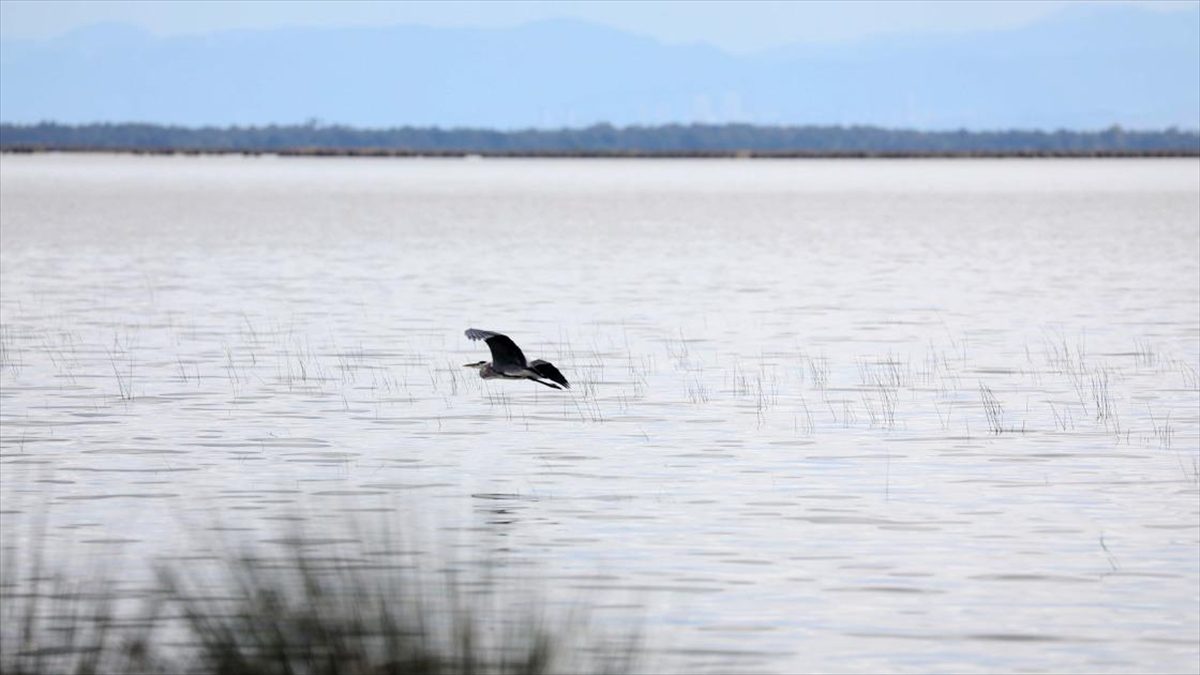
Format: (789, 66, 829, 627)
(1, 533, 640, 675)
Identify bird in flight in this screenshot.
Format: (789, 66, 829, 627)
(464, 328, 570, 390)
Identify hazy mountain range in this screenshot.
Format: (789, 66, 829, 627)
(1, 4, 1197, 130)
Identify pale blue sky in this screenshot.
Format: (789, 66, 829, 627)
(2, 0, 1193, 53)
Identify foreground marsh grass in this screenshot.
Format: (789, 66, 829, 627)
(1, 534, 641, 675)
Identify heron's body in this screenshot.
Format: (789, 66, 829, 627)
(464, 328, 570, 390)
(474, 361, 542, 381)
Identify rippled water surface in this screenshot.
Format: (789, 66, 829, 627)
(2, 155, 1198, 673)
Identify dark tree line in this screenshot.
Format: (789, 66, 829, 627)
(1, 122, 1196, 155)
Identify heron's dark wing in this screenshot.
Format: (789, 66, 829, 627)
(529, 359, 569, 389)
(464, 328, 527, 368)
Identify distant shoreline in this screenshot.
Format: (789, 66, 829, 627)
(3, 146, 1196, 159)
(4, 122, 1197, 158)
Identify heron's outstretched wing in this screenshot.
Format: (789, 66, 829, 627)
(465, 328, 527, 368)
(529, 359, 569, 389)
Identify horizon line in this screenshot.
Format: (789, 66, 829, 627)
(5, 120, 1200, 135)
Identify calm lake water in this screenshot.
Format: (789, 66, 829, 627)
(1, 154, 1198, 673)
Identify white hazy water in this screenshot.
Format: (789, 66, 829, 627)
(1, 154, 1198, 673)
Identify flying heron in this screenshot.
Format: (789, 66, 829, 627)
(463, 328, 570, 390)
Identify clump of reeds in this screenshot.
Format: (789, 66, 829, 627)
(979, 383, 1005, 434)
(1, 537, 640, 675)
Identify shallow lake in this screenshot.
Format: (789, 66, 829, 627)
(1, 154, 1198, 673)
